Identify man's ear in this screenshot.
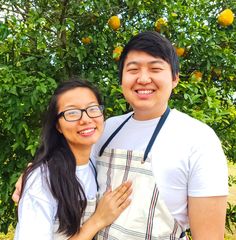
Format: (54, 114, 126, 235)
(172, 73, 179, 89)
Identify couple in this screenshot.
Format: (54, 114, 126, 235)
(13, 31, 228, 240)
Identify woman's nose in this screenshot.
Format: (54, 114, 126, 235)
(78, 110, 92, 124)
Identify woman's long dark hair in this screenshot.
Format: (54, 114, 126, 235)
(20, 78, 103, 237)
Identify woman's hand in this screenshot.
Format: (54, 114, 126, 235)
(93, 181, 132, 229)
(69, 181, 132, 240)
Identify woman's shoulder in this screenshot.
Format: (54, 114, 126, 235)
(23, 165, 55, 204)
(24, 165, 47, 187)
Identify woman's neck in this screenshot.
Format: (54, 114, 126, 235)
(70, 145, 91, 166)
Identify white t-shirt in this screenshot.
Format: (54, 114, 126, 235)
(92, 109, 228, 229)
(14, 162, 97, 240)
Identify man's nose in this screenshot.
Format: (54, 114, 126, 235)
(137, 71, 152, 84)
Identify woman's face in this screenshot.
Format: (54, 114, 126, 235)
(56, 87, 104, 154)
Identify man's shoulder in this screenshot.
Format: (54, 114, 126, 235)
(170, 109, 216, 136)
(171, 109, 209, 126)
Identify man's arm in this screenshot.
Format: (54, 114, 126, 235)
(188, 196, 227, 240)
(12, 174, 22, 203)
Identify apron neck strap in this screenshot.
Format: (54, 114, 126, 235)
(143, 107, 170, 162)
(98, 107, 171, 162)
(99, 113, 133, 156)
(89, 159, 99, 191)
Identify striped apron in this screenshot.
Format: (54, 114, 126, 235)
(96, 108, 187, 240)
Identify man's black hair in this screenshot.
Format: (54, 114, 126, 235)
(118, 31, 179, 83)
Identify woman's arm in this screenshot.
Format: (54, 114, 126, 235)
(13, 172, 132, 240)
(69, 181, 132, 240)
(14, 169, 57, 240)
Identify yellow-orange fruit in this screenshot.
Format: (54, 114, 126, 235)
(155, 18, 168, 32)
(108, 16, 121, 31)
(81, 37, 92, 44)
(175, 47, 185, 57)
(113, 46, 123, 61)
(218, 9, 234, 26)
(191, 70, 203, 82)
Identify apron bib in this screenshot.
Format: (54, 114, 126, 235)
(96, 108, 187, 240)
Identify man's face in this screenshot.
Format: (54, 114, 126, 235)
(121, 50, 179, 120)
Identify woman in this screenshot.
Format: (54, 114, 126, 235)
(14, 79, 132, 240)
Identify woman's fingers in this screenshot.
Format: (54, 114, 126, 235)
(113, 181, 132, 198)
(116, 187, 132, 207)
(104, 181, 132, 206)
(118, 196, 132, 211)
(93, 181, 132, 228)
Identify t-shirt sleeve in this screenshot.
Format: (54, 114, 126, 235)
(14, 169, 56, 240)
(188, 127, 228, 197)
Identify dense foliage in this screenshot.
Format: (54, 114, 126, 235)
(0, 0, 235, 234)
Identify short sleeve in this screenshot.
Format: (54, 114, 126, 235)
(188, 128, 228, 197)
(14, 168, 57, 240)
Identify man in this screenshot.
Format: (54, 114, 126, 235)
(92, 31, 228, 239)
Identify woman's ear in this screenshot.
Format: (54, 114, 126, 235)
(56, 122, 62, 134)
(172, 73, 179, 89)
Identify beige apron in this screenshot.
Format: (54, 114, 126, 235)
(96, 108, 187, 240)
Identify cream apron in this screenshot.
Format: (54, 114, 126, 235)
(96, 108, 187, 240)
(53, 160, 98, 240)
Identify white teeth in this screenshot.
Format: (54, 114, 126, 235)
(137, 90, 153, 94)
(80, 129, 94, 134)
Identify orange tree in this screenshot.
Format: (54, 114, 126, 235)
(0, 0, 235, 234)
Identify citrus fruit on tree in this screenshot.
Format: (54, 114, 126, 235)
(81, 37, 92, 44)
(155, 18, 167, 32)
(175, 47, 185, 57)
(113, 46, 123, 61)
(108, 16, 121, 31)
(218, 9, 234, 26)
(191, 70, 203, 82)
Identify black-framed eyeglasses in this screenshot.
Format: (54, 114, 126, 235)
(57, 105, 104, 122)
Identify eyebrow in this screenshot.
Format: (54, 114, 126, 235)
(125, 60, 165, 67)
(62, 102, 98, 109)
